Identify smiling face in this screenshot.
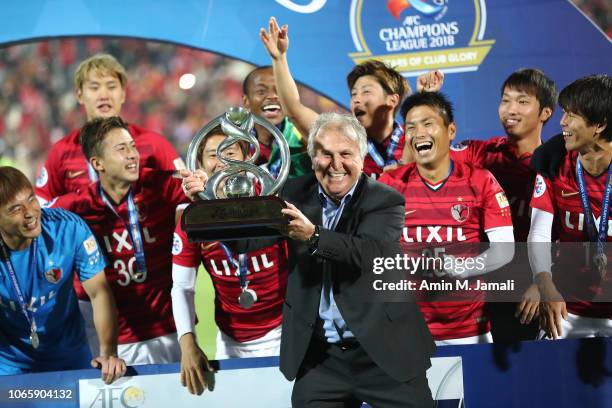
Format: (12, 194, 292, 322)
(498, 86, 551, 141)
(560, 109, 604, 153)
(243, 68, 284, 126)
(92, 127, 140, 184)
(0, 188, 41, 250)
(404, 104, 456, 168)
(200, 133, 246, 178)
(312, 125, 363, 202)
(350, 75, 399, 133)
(77, 69, 126, 120)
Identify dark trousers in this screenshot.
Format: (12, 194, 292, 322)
(291, 338, 433, 408)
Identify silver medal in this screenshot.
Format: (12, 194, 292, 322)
(594, 253, 608, 277)
(238, 288, 257, 309)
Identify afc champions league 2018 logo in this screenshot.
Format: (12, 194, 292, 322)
(349, 0, 496, 76)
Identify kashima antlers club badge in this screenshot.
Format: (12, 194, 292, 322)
(450, 203, 469, 223)
(44, 268, 62, 284)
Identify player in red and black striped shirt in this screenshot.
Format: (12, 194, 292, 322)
(35, 53, 184, 203)
(259, 17, 439, 179)
(529, 74, 612, 339)
(49, 117, 204, 365)
(380, 92, 515, 344)
(398, 69, 558, 341)
(171, 126, 289, 395)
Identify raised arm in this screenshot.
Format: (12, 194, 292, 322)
(260, 17, 318, 139)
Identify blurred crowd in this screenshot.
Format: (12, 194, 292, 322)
(572, 0, 611, 38)
(0, 1, 608, 181)
(0, 38, 341, 180)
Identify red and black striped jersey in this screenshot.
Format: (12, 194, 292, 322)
(530, 150, 612, 318)
(50, 168, 188, 343)
(450, 137, 534, 241)
(173, 219, 288, 343)
(380, 160, 513, 340)
(36, 124, 183, 201)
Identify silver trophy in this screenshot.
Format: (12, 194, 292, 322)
(181, 106, 290, 241)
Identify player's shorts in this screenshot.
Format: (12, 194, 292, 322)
(215, 325, 281, 359)
(539, 313, 612, 339)
(79, 300, 180, 365)
(434, 332, 493, 346)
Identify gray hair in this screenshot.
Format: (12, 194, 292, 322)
(307, 112, 368, 160)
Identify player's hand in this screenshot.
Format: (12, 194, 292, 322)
(537, 279, 567, 339)
(179, 333, 216, 395)
(540, 300, 568, 339)
(400, 135, 415, 165)
(416, 70, 445, 93)
(91, 355, 127, 384)
(260, 16, 289, 61)
(180, 169, 208, 201)
(516, 283, 540, 324)
(281, 202, 315, 242)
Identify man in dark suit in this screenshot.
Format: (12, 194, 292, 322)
(269, 112, 435, 407)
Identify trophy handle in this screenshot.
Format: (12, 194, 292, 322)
(185, 106, 291, 200)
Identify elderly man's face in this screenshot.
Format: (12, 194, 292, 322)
(312, 126, 363, 202)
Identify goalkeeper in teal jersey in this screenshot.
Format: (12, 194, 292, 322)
(0, 167, 125, 383)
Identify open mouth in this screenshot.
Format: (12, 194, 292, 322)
(24, 218, 38, 231)
(504, 117, 520, 126)
(262, 104, 281, 116)
(414, 141, 433, 156)
(353, 109, 366, 119)
(97, 103, 112, 112)
(327, 171, 347, 180)
(126, 163, 138, 172)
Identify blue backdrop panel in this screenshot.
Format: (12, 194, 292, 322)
(1, 1, 610, 141)
(1, 338, 611, 407)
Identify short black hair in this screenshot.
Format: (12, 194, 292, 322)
(80, 116, 129, 160)
(196, 125, 250, 165)
(347, 60, 411, 115)
(242, 65, 272, 95)
(501, 68, 557, 123)
(559, 74, 612, 141)
(0, 167, 32, 208)
(400, 91, 454, 126)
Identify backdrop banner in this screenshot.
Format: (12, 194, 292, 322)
(1, 0, 610, 140)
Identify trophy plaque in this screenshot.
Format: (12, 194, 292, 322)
(182, 106, 290, 242)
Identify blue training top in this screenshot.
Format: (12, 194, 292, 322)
(0, 207, 107, 374)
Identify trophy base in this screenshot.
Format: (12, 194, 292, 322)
(182, 196, 288, 242)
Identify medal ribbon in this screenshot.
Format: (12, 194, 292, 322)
(98, 184, 147, 274)
(367, 121, 403, 168)
(218, 243, 248, 289)
(0, 238, 38, 341)
(575, 159, 612, 259)
(87, 162, 99, 183)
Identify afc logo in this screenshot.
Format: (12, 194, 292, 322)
(88, 386, 145, 408)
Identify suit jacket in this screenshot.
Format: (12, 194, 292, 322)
(277, 173, 435, 382)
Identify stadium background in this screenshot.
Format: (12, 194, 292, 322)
(0, 0, 609, 358)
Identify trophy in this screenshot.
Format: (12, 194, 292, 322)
(181, 106, 290, 242)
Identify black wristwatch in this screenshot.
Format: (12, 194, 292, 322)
(307, 225, 320, 252)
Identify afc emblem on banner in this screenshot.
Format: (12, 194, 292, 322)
(348, 0, 495, 76)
